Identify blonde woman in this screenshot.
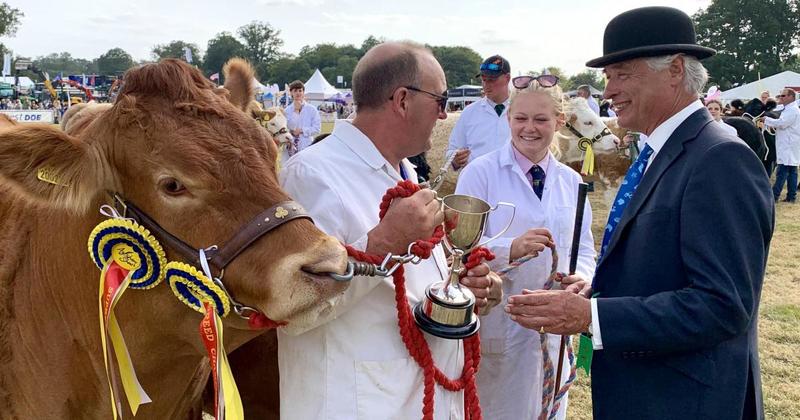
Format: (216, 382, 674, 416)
(455, 75, 596, 419)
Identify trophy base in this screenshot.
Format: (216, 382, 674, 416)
(412, 302, 480, 339)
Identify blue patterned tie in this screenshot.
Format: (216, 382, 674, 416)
(598, 144, 654, 260)
(529, 165, 545, 199)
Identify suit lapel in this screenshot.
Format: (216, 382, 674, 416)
(598, 109, 714, 268)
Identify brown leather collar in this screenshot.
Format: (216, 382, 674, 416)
(110, 193, 312, 273)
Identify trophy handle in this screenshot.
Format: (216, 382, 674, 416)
(472, 201, 516, 250)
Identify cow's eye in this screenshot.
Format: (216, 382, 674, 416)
(159, 177, 187, 196)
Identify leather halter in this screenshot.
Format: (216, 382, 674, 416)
(565, 121, 614, 145)
(110, 193, 312, 274)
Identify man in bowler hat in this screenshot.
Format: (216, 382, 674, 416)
(504, 6, 774, 419)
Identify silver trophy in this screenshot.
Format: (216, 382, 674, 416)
(413, 194, 515, 339)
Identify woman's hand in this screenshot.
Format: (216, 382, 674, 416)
(509, 228, 555, 262)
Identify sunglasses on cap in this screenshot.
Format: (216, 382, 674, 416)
(512, 75, 560, 89)
(480, 62, 503, 72)
(405, 86, 448, 112)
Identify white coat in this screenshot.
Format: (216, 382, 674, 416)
(765, 101, 800, 166)
(455, 143, 596, 420)
(279, 121, 464, 420)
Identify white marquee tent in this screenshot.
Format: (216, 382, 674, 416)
(720, 71, 800, 100)
(303, 69, 339, 101)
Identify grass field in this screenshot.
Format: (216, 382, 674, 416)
(427, 116, 800, 418)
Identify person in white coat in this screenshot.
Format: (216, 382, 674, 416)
(279, 41, 501, 420)
(284, 79, 322, 157)
(705, 99, 738, 137)
(455, 76, 596, 419)
(764, 88, 800, 202)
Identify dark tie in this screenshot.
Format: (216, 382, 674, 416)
(598, 143, 654, 260)
(529, 165, 545, 199)
(494, 103, 505, 116)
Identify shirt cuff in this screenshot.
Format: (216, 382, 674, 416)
(590, 297, 603, 350)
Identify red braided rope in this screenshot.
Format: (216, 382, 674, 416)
(344, 180, 493, 420)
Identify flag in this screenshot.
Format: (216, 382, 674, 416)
(210, 72, 219, 81)
(183, 47, 193, 64)
(2, 53, 10, 77)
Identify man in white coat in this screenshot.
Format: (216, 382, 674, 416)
(764, 88, 800, 202)
(279, 41, 502, 420)
(446, 55, 512, 170)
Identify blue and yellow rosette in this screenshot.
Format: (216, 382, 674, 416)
(87, 218, 167, 418)
(166, 262, 242, 420)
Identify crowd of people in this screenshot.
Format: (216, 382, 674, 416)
(267, 6, 774, 420)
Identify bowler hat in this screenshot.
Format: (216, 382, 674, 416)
(586, 6, 715, 68)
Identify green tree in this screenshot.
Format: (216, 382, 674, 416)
(96, 48, 134, 75)
(0, 3, 22, 56)
(152, 40, 201, 64)
(269, 56, 312, 86)
(360, 35, 384, 55)
(694, 0, 800, 89)
(33, 52, 96, 76)
(429, 45, 483, 87)
(568, 69, 605, 91)
(203, 31, 246, 78)
(237, 21, 283, 65)
(299, 43, 342, 72)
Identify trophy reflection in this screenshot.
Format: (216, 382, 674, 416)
(413, 194, 515, 339)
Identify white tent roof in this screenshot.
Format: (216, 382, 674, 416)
(304, 69, 339, 100)
(720, 71, 800, 100)
(0, 76, 34, 88)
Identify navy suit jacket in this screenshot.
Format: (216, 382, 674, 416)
(591, 108, 774, 420)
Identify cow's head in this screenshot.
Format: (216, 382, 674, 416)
(0, 59, 349, 331)
(563, 97, 620, 153)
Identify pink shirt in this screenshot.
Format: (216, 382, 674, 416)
(512, 144, 550, 185)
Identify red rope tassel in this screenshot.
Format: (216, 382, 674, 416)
(344, 180, 494, 420)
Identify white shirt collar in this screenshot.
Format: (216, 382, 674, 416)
(484, 96, 510, 111)
(330, 120, 411, 180)
(643, 100, 704, 161)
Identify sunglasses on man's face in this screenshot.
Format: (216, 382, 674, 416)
(776, 94, 786, 98)
(512, 75, 560, 89)
(405, 86, 448, 112)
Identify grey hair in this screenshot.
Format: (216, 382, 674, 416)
(645, 54, 708, 96)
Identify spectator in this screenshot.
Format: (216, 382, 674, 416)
(705, 99, 738, 136)
(764, 88, 800, 202)
(284, 80, 321, 158)
(576, 85, 600, 115)
(446, 55, 512, 170)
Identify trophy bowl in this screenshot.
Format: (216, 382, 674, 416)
(413, 194, 515, 339)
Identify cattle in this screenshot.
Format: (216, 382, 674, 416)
(0, 59, 349, 419)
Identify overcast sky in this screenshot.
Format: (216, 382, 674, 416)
(5, 0, 710, 79)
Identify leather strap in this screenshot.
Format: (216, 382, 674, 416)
(111, 194, 311, 272)
(565, 122, 613, 144)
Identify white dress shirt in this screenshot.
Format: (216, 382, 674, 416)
(279, 120, 463, 420)
(591, 100, 705, 349)
(284, 101, 322, 152)
(446, 96, 510, 165)
(765, 101, 800, 166)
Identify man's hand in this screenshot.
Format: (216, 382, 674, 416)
(366, 189, 443, 256)
(460, 266, 502, 315)
(560, 274, 593, 298)
(509, 228, 555, 262)
(504, 289, 591, 335)
(451, 148, 470, 170)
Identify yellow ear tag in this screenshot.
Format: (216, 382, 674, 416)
(112, 243, 142, 271)
(37, 167, 69, 187)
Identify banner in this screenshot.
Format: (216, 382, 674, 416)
(1, 110, 56, 124)
(2, 53, 10, 77)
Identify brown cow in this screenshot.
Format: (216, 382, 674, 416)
(0, 59, 349, 419)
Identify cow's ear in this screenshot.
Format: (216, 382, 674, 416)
(0, 124, 114, 214)
(222, 57, 255, 113)
(264, 109, 277, 121)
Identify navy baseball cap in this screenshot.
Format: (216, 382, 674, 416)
(476, 55, 510, 78)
